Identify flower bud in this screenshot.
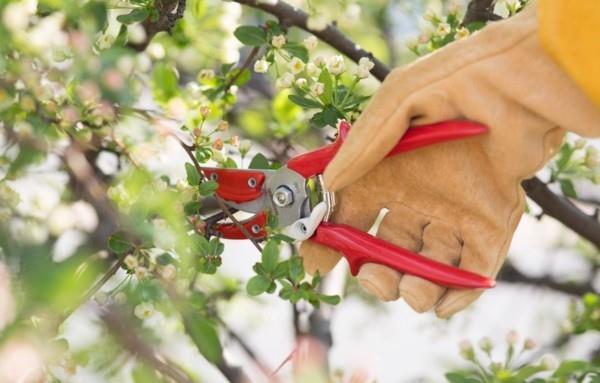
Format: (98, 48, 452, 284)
(212, 138, 224, 150)
(524, 338, 537, 350)
(217, 120, 229, 131)
(200, 105, 211, 117)
(506, 330, 519, 345)
(540, 354, 559, 370)
(271, 34, 286, 49)
(478, 337, 493, 352)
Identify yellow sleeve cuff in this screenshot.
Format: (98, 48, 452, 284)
(539, 0, 600, 108)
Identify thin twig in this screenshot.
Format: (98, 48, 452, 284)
(174, 134, 264, 253)
(224, 46, 261, 94)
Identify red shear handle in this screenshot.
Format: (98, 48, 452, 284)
(203, 168, 265, 203)
(214, 212, 267, 240)
(288, 120, 488, 179)
(311, 222, 495, 289)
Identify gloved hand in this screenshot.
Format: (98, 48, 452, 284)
(299, 1, 600, 318)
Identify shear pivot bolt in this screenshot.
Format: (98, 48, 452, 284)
(273, 186, 294, 207)
(251, 224, 261, 234)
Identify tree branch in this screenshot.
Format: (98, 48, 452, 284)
(463, 0, 502, 25)
(101, 307, 197, 383)
(232, 0, 389, 81)
(233, 0, 600, 250)
(498, 261, 596, 296)
(128, 0, 187, 51)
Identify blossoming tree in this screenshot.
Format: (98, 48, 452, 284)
(0, 0, 599, 381)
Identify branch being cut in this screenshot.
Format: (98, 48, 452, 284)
(463, 0, 502, 25)
(232, 0, 600, 250)
(233, 0, 389, 81)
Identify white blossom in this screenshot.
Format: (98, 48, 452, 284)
(2, 1, 34, 32)
(134, 302, 155, 319)
(355, 66, 370, 79)
(506, 330, 519, 345)
(306, 62, 321, 77)
(47, 204, 76, 236)
(287, 57, 305, 74)
(303, 35, 318, 50)
(310, 82, 325, 97)
(199, 69, 215, 80)
(271, 34, 286, 49)
(358, 57, 375, 71)
(327, 55, 345, 75)
(295, 78, 307, 87)
(276, 73, 294, 89)
(71, 201, 98, 233)
(253, 58, 269, 73)
(306, 14, 329, 31)
(344, 4, 361, 23)
(134, 266, 149, 280)
(540, 354, 559, 370)
(456, 27, 471, 39)
(146, 42, 165, 60)
(437, 22, 451, 36)
(124, 255, 138, 269)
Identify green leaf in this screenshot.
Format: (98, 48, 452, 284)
(445, 372, 481, 383)
(233, 26, 266, 46)
(288, 94, 322, 109)
(261, 241, 279, 272)
(284, 43, 309, 62)
(288, 256, 304, 284)
(246, 275, 272, 296)
(559, 178, 577, 198)
(511, 365, 545, 381)
(108, 233, 132, 254)
(318, 69, 333, 104)
(131, 365, 163, 383)
(151, 63, 179, 102)
(184, 315, 223, 364)
(556, 143, 575, 172)
(194, 236, 211, 256)
(321, 105, 343, 127)
(185, 163, 200, 185)
(232, 68, 252, 86)
(199, 180, 218, 196)
(116, 8, 149, 24)
(318, 294, 340, 305)
(553, 361, 591, 377)
(184, 201, 201, 216)
(195, 146, 212, 163)
(249, 153, 270, 169)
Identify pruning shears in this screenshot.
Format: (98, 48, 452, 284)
(199, 120, 496, 290)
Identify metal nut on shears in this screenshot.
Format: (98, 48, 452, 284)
(272, 186, 294, 207)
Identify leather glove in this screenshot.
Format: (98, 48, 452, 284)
(299, 1, 600, 318)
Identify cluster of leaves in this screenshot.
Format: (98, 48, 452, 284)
(566, 293, 600, 334)
(246, 239, 340, 307)
(549, 139, 599, 198)
(234, 20, 372, 128)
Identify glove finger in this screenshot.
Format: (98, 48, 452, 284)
(357, 202, 429, 302)
(299, 240, 342, 276)
(399, 220, 461, 313)
(324, 85, 457, 192)
(435, 231, 502, 319)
